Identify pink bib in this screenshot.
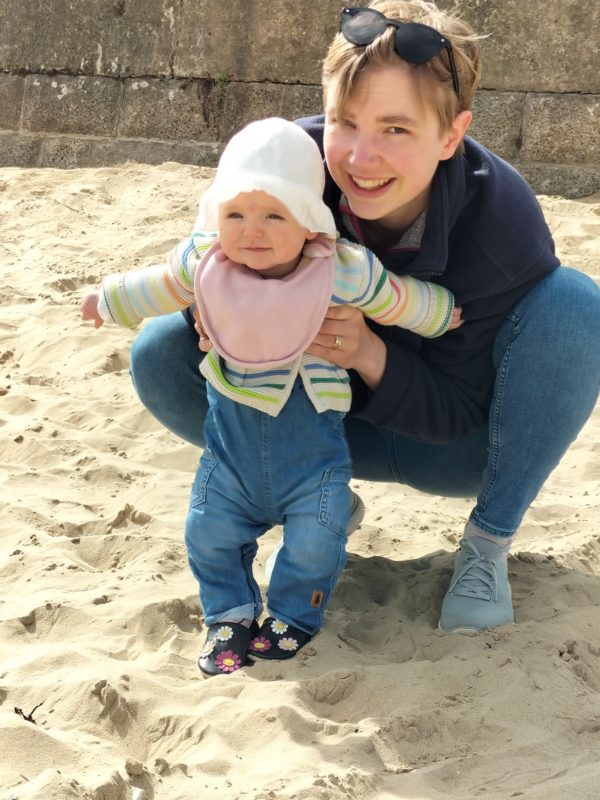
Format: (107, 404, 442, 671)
(193, 239, 335, 368)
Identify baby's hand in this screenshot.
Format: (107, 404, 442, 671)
(81, 291, 104, 329)
(448, 306, 463, 331)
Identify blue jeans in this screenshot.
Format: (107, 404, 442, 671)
(131, 267, 600, 540)
(184, 380, 352, 634)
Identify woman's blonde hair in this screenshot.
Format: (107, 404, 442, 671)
(322, 0, 483, 133)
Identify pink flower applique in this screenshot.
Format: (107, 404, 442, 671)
(250, 636, 272, 653)
(215, 650, 242, 673)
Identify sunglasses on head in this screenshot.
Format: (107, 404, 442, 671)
(340, 7, 461, 99)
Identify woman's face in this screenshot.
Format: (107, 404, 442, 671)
(324, 65, 470, 233)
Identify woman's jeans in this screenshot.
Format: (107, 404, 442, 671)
(131, 267, 600, 540)
(184, 381, 352, 635)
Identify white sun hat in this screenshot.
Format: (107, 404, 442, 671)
(195, 117, 336, 238)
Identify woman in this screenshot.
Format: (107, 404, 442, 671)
(129, 1, 600, 633)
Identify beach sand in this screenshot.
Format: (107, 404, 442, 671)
(1, 163, 599, 800)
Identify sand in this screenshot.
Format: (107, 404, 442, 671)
(1, 162, 599, 800)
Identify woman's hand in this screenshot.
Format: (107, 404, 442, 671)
(305, 305, 387, 391)
(192, 307, 213, 352)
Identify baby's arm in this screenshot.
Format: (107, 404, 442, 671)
(80, 235, 215, 329)
(335, 240, 459, 338)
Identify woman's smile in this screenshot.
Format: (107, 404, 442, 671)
(350, 176, 393, 190)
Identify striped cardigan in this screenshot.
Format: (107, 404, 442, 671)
(100, 233, 454, 415)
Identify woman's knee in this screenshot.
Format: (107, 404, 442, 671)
(491, 266, 600, 438)
(497, 267, 600, 373)
(129, 314, 208, 446)
(130, 315, 193, 393)
(515, 266, 600, 333)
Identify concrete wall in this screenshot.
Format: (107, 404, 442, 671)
(1, 0, 599, 197)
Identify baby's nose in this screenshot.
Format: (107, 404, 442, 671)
(245, 222, 264, 239)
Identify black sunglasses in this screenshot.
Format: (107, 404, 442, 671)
(340, 7, 460, 99)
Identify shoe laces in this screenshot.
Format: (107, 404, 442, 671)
(449, 539, 503, 601)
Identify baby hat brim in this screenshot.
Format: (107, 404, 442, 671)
(195, 118, 336, 239)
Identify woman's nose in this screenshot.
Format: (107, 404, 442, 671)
(347, 133, 379, 167)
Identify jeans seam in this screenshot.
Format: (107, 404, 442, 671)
(386, 428, 402, 482)
(477, 312, 520, 513)
(241, 542, 262, 618)
(318, 547, 348, 629)
(261, 413, 274, 517)
(189, 449, 217, 507)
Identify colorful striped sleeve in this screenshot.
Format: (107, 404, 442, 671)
(333, 240, 455, 338)
(100, 234, 216, 328)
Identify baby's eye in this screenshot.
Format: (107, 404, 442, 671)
(267, 213, 284, 220)
(226, 212, 243, 219)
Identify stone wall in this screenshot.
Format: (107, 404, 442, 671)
(1, 0, 598, 197)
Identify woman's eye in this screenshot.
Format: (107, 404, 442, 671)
(388, 126, 407, 135)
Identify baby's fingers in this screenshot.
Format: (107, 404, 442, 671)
(448, 306, 464, 330)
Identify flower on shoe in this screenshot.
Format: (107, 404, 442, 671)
(278, 637, 299, 652)
(215, 625, 234, 641)
(198, 638, 215, 658)
(270, 619, 288, 635)
(249, 636, 272, 653)
(215, 650, 242, 672)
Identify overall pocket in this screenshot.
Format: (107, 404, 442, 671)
(318, 465, 353, 537)
(189, 448, 218, 508)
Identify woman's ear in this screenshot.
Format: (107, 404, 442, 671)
(440, 110, 472, 160)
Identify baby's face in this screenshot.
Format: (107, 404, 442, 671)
(218, 191, 315, 278)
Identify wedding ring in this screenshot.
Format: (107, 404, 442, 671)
(332, 335, 343, 350)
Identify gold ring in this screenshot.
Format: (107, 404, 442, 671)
(332, 335, 343, 350)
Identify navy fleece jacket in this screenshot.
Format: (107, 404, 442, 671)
(297, 115, 560, 444)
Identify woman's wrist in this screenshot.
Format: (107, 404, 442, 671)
(353, 329, 387, 391)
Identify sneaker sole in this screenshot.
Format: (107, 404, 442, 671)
(437, 620, 514, 634)
(437, 622, 479, 635)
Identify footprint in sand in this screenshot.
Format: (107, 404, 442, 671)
(105, 503, 152, 533)
(305, 668, 365, 705)
(92, 680, 132, 726)
(87, 769, 127, 800)
(96, 348, 130, 375)
(311, 768, 380, 799)
(558, 639, 600, 691)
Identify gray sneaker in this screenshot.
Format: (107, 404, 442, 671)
(438, 535, 514, 633)
(348, 489, 365, 534)
(264, 489, 364, 580)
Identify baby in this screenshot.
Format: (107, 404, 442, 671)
(81, 118, 460, 676)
